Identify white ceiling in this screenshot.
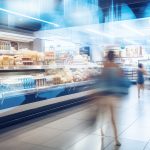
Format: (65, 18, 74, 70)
(35, 17, 150, 48)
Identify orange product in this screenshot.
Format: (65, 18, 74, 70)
(45, 52, 55, 60)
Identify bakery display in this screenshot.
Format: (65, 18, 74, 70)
(0, 42, 100, 92)
(0, 40, 11, 50)
(0, 48, 91, 69)
(0, 50, 54, 68)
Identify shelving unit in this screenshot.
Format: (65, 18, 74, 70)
(123, 67, 137, 83)
(0, 64, 99, 71)
(0, 50, 19, 55)
(0, 64, 100, 128)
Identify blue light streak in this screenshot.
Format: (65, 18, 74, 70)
(0, 8, 60, 27)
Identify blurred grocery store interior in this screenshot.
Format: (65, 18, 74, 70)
(0, 0, 150, 150)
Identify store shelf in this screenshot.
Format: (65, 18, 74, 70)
(0, 50, 19, 55)
(0, 80, 95, 99)
(0, 64, 100, 72)
(0, 68, 45, 72)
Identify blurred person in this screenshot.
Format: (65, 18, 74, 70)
(137, 63, 147, 99)
(100, 50, 121, 146)
(91, 50, 130, 147)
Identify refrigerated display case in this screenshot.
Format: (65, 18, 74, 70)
(0, 62, 100, 128)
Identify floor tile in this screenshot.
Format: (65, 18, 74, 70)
(16, 128, 64, 145)
(94, 123, 128, 138)
(41, 130, 88, 150)
(131, 116, 150, 128)
(0, 140, 55, 150)
(105, 138, 146, 150)
(67, 110, 100, 121)
(67, 134, 113, 150)
(43, 118, 84, 130)
(121, 123, 150, 142)
(144, 141, 150, 150)
(70, 121, 99, 134)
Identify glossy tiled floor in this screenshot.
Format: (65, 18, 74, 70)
(1, 86, 150, 150)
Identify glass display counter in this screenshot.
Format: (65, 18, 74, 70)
(0, 65, 100, 128)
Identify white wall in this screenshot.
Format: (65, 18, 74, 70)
(33, 38, 44, 52)
(90, 44, 103, 62)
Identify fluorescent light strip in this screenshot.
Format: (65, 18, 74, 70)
(122, 24, 144, 36)
(86, 29, 114, 38)
(0, 8, 59, 27)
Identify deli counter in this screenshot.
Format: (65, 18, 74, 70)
(0, 62, 100, 128)
(0, 48, 136, 128)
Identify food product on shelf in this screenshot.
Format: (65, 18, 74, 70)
(37, 52, 45, 65)
(9, 56, 15, 67)
(2, 55, 9, 67)
(73, 54, 88, 64)
(0, 64, 101, 94)
(59, 69, 73, 83)
(21, 50, 36, 65)
(0, 49, 47, 67)
(45, 76, 53, 86)
(33, 73, 47, 87)
(0, 56, 3, 68)
(14, 55, 23, 66)
(22, 50, 37, 63)
(45, 52, 55, 60)
(44, 52, 55, 65)
(21, 77, 36, 89)
(53, 75, 62, 85)
(0, 40, 11, 50)
(72, 69, 84, 82)
(1, 55, 15, 67)
(35, 77, 46, 87)
(0, 76, 35, 92)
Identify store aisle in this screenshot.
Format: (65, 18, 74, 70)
(0, 86, 150, 150)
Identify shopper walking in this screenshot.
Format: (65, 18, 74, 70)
(89, 50, 130, 147)
(137, 63, 147, 99)
(101, 50, 122, 146)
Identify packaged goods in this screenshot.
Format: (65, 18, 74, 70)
(0, 40, 11, 50)
(2, 55, 10, 67)
(44, 52, 55, 65)
(73, 55, 87, 64)
(52, 75, 61, 85)
(37, 52, 44, 65)
(9, 56, 15, 67)
(0, 56, 3, 68)
(45, 52, 55, 59)
(14, 55, 23, 66)
(45, 76, 53, 86)
(1, 55, 15, 67)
